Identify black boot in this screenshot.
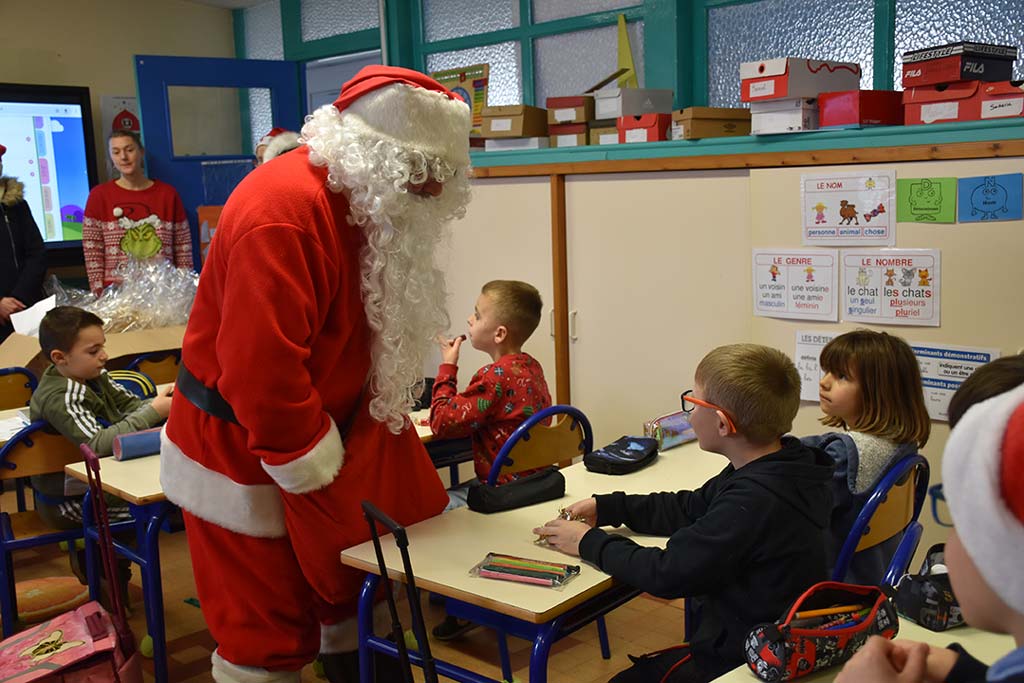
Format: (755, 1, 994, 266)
(319, 646, 408, 683)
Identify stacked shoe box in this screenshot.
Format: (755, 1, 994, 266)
(739, 57, 862, 134)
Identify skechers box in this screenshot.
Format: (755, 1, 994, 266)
(741, 58, 861, 102)
(750, 98, 818, 134)
(902, 42, 1018, 88)
(903, 80, 1024, 124)
(670, 107, 751, 140)
(818, 90, 903, 128)
(481, 105, 548, 138)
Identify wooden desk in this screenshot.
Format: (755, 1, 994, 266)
(340, 441, 727, 682)
(711, 620, 1016, 682)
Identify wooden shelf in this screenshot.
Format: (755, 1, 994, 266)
(470, 118, 1024, 178)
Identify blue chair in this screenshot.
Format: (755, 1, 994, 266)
(0, 421, 131, 636)
(486, 404, 593, 485)
(832, 454, 930, 584)
(450, 405, 603, 681)
(0, 366, 37, 410)
(125, 351, 180, 385)
(928, 484, 952, 527)
(107, 369, 157, 399)
(882, 520, 924, 588)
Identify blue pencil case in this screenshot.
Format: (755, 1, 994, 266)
(113, 428, 162, 461)
(583, 436, 658, 475)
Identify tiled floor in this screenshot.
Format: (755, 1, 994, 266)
(3, 489, 686, 682)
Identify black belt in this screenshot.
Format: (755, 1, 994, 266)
(177, 364, 239, 425)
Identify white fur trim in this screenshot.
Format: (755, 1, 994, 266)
(320, 601, 393, 654)
(943, 382, 1024, 614)
(341, 83, 471, 165)
(160, 427, 287, 538)
(261, 418, 344, 494)
(211, 649, 300, 683)
(263, 132, 301, 162)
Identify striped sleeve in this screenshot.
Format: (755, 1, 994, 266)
(39, 381, 162, 456)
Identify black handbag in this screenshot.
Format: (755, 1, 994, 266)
(893, 544, 965, 631)
(466, 467, 565, 514)
(583, 436, 659, 475)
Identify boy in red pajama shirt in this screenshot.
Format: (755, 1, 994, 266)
(429, 279, 552, 638)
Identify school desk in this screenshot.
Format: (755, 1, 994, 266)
(711, 620, 1016, 682)
(340, 440, 729, 683)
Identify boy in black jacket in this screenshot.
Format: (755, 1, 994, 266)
(535, 343, 834, 682)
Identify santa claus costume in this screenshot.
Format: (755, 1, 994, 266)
(255, 127, 300, 164)
(161, 67, 472, 682)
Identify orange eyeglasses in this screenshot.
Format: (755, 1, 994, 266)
(680, 390, 737, 434)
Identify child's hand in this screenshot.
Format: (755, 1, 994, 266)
(887, 641, 958, 683)
(836, 636, 927, 683)
(438, 334, 466, 365)
(151, 394, 173, 419)
(531, 519, 590, 557)
(562, 498, 598, 527)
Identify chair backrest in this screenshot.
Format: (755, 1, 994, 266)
(106, 369, 157, 399)
(125, 351, 181, 385)
(832, 454, 930, 582)
(0, 422, 81, 482)
(486, 405, 593, 486)
(0, 366, 37, 410)
(882, 520, 923, 588)
(361, 500, 436, 683)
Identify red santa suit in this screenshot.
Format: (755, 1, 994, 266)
(161, 68, 468, 680)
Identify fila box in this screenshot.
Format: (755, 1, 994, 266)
(741, 58, 861, 102)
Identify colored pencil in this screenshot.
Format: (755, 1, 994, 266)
(794, 604, 866, 619)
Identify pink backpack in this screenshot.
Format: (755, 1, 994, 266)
(0, 443, 142, 681)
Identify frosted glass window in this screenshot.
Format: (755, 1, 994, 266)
(534, 22, 645, 107)
(895, 0, 1024, 87)
(707, 0, 873, 107)
(301, 0, 379, 42)
(532, 0, 639, 24)
(423, 0, 519, 42)
(243, 0, 284, 60)
(248, 90, 273, 152)
(427, 42, 522, 105)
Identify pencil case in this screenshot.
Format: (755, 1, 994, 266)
(470, 552, 580, 590)
(744, 581, 899, 681)
(893, 544, 964, 632)
(112, 428, 162, 461)
(643, 411, 696, 451)
(583, 436, 658, 475)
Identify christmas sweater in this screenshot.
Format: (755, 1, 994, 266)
(82, 179, 192, 293)
(430, 353, 551, 483)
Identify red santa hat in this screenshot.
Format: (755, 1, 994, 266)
(0, 143, 6, 157)
(331, 65, 470, 164)
(257, 127, 289, 149)
(943, 382, 1024, 614)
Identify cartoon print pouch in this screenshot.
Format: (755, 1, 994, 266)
(893, 544, 964, 632)
(643, 411, 697, 451)
(583, 436, 659, 475)
(744, 581, 899, 682)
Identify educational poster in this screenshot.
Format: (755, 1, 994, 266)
(896, 178, 957, 223)
(430, 63, 490, 137)
(841, 249, 940, 327)
(957, 173, 1023, 222)
(910, 343, 1000, 421)
(752, 249, 839, 322)
(795, 330, 838, 401)
(801, 170, 896, 246)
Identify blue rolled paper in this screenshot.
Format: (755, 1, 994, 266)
(113, 428, 162, 461)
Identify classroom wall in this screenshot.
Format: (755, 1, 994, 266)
(2, 0, 236, 181)
(749, 157, 1024, 560)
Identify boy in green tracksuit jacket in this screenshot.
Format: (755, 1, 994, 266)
(29, 306, 172, 527)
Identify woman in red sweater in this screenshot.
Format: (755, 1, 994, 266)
(82, 130, 193, 294)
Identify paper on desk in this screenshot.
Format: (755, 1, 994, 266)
(11, 295, 56, 337)
(0, 412, 30, 441)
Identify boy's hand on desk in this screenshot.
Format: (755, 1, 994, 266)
(151, 394, 173, 419)
(563, 498, 598, 527)
(889, 641, 958, 683)
(531, 519, 590, 557)
(836, 636, 927, 683)
(438, 334, 466, 365)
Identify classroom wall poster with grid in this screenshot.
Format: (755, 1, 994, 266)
(430, 63, 490, 137)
